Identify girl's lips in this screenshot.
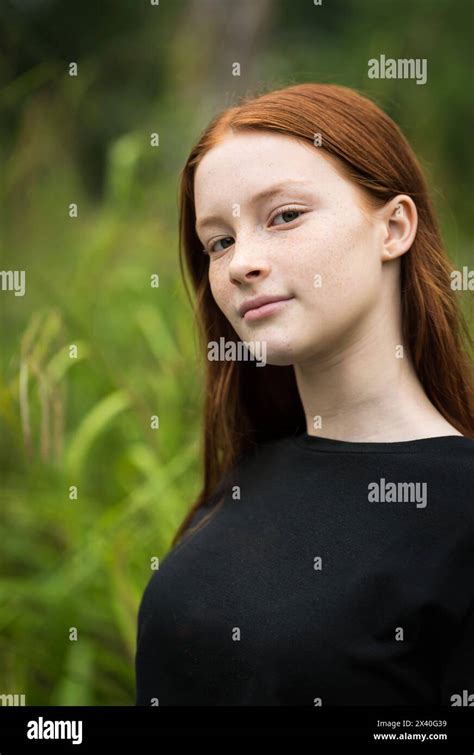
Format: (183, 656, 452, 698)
(243, 297, 294, 322)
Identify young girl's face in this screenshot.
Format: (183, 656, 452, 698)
(194, 130, 391, 366)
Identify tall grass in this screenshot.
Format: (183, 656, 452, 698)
(1, 104, 204, 703)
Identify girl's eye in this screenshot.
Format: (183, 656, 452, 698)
(206, 236, 234, 254)
(271, 208, 304, 226)
(203, 207, 305, 255)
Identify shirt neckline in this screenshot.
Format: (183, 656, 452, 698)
(292, 430, 470, 454)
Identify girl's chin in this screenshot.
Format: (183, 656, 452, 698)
(234, 326, 303, 366)
(258, 347, 298, 367)
(265, 356, 297, 367)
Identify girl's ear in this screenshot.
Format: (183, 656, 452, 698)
(380, 195, 418, 261)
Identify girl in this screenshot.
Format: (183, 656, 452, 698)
(135, 83, 474, 706)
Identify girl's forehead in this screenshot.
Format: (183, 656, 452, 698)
(196, 130, 319, 168)
(194, 136, 339, 204)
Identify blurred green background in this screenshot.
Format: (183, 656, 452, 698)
(0, 0, 472, 705)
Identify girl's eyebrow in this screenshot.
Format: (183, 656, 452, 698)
(195, 179, 313, 235)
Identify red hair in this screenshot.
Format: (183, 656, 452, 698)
(173, 83, 474, 546)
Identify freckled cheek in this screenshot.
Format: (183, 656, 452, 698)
(208, 274, 222, 304)
(325, 245, 378, 323)
(286, 225, 350, 296)
(208, 272, 235, 317)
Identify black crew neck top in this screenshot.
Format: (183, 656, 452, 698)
(135, 431, 474, 706)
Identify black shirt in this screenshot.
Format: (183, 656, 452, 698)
(135, 431, 474, 706)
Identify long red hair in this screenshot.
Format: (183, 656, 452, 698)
(172, 83, 474, 547)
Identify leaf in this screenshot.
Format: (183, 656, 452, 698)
(65, 390, 130, 479)
(51, 639, 94, 706)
